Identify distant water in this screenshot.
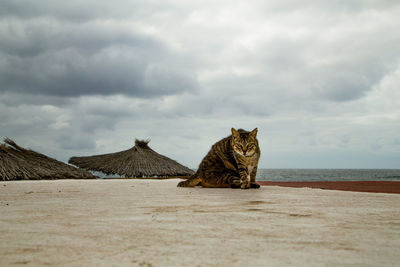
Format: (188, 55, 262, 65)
(256, 169, 400, 181)
(94, 169, 400, 181)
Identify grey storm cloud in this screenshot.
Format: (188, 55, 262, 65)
(1, 0, 399, 103)
(0, 0, 154, 22)
(0, 11, 198, 98)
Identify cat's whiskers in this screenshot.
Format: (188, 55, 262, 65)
(235, 150, 255, 157)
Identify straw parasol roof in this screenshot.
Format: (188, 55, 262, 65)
(0, 138, 97, 180)
(68, 139, 194, 178)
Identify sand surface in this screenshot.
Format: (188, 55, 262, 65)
(1, 179, 400, 266)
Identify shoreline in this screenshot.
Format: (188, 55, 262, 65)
(258, 181, 400, 194)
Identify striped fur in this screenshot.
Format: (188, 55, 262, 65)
(178, 128, 261, 189)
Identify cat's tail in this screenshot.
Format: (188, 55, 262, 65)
(177, 173, 201, 187)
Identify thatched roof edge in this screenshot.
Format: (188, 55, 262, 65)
(0, 138, 97, 181)
(69, 139, 194, 177)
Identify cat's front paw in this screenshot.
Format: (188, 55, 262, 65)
(239, 175, 251, 189)
(240, 180, 251, 189)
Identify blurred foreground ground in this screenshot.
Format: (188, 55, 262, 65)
(1, 179, 399, 266)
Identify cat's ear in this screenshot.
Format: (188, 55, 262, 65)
(231, 128, 240, 139)
(250, 128, 258, 138)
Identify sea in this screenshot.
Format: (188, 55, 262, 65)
(256, 169, 400, 182)
(97, 169, 400, 181)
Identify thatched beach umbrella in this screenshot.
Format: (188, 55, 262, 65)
(0, 138, 96, 180)
(68, 139, 194, 178)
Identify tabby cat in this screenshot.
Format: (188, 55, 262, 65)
(177, 128, 261, 189)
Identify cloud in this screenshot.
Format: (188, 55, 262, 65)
(1, 0, 400, 168)
(0, 17, 198, 98)
(0, 1, 144, 22)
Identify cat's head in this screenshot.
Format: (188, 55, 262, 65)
(231, 128, 258, 157)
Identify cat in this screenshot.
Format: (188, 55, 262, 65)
(178, 128, 261, 189)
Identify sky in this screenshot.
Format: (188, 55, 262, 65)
(1, 0, 400, 169)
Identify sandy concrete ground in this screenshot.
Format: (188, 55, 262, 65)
(1, 179, 400, 267)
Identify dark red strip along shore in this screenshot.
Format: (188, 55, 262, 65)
(258, 181, 400, 194)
